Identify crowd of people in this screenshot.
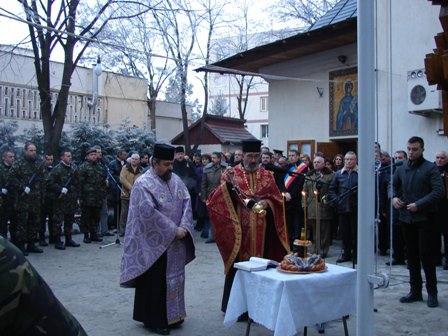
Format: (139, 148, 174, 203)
(0, 135, 447, 334)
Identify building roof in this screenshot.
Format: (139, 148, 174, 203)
(171, 114, 256, 146)
(196, 0, 357, 75)
(309, 0, 357, 31)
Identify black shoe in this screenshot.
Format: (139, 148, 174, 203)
(399, 292, 423, 303)
(102, 232, 114, 237)
(39, 239, 48, 247)
(336, 256, 351, 263)
(65, 239, 80, 247)
(54, 241, 66, 250)
(385, 259, 406, 266)
(169, 319, 184, 329)
(83, 233, 91, 244)
(90, 233, 103, 242)
(205, 239, 216, 244)
(427, 294, 438, 308)
(146, 327, 170, 335)
(26, 243, 44, 253)
(17, 243, 28, 256)
(119, 233, 125, 237)
(237, 312, 249, 322)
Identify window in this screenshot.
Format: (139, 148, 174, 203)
(261, 124, 269, 138)
(260, 96, 268, 112)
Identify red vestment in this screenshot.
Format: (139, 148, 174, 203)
(207, 164, 289, 274)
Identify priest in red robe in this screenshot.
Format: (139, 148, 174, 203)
(207, 138, 289, 313)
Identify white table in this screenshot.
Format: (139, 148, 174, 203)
(224, 263, 357, 336)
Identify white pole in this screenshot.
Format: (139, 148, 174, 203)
(357, 0, 376, 335)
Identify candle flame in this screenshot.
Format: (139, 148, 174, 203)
(301, 191, 306, 196)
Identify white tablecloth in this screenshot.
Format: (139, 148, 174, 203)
(224, 263, 357, 336)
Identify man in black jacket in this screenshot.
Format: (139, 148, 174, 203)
(393, 136, 444, 308)
(281, 150, 308, 250)
(328, 151, 358, 263)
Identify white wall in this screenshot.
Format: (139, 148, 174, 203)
(264, 1, 448, 159)
(209, 73, 269, 145)
(264, 44, 357, 151)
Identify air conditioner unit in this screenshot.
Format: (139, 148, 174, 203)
(407, 69, 442, 116)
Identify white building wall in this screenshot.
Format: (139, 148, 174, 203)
(265, 44, 358, 152)
(264, 1, 447, 159)
(209, 73, 269, 146)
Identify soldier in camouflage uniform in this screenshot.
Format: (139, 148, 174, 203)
(47, 149, 81, 250)
(0, 236, 87, 336)
(0, 150, 17, 242)
(78, 147, 107, 243)
(7, 143, 44, 255)
(38, 154, 54, 246)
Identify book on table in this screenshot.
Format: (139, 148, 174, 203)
(234, 257, 280, 272)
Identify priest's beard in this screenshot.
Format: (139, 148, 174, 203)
(243, 161, 258, 172)
(161, 170, 172, 181)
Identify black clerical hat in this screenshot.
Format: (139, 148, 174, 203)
(175, 146, 184, 153)
(273, 149, 283, 155)
(241, 139, 261, 153)
(153, 143, 175, 160)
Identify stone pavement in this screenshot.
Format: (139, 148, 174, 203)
(26, 231, 448, 336)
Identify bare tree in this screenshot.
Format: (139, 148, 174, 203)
(151, 0, 200, 155)
(269, 0, 338, 28)
(17, 0, 149, 154)
(84, 5, 175, 133)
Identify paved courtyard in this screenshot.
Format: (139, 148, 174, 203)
(26, 230, 448, 335)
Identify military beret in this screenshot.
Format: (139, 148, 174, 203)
(85, 148, 97, 155)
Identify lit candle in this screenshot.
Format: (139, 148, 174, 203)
(301, 190, 307, 258)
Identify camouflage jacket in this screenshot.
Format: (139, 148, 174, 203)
(48, 162, 79, 212)
(0, 162, 14, 207)
(0, 237, 87, 336)
(78, 160, 107, 207)
(7, 157, 44, 210)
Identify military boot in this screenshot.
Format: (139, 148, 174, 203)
(90, 232, 103, 242)
(26, 241, 44, 253)
(39, 234, 48, 247)
(54, 238, 65, 250)
(16, 242, 28, 256)
(83, 233, 91, 244)
(65, 234, 80, 247)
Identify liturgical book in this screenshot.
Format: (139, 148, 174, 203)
(234, 257, 280, 272)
